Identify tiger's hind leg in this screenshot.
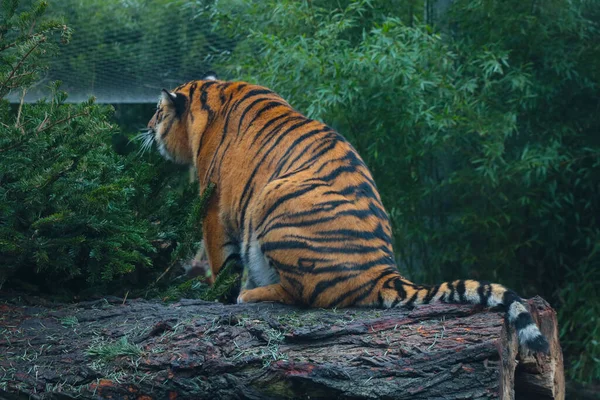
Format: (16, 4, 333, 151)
(237, 283, 295, 305)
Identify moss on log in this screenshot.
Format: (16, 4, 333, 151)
(0, 295, 563, 399)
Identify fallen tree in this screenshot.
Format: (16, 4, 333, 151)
(0, 294, 564, 399)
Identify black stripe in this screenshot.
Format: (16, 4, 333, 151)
(243, 101, 286, 135)
(257, 183, 328, 229)
(261, 239, 385, 255)
(241, 220, 254, 268)
(334, 208, 381, 220)
(423, 285, 440, 304)
(204, 139, 231, 183)
(274, 164, 312, 180)
(502, 290, 520, 307)
(201, 81, 219, 90)
(188, 82, 198, 122)
(270, 199, 350, 221)
(404, 291, 420, 307)
(329, 269, 396, 307)
(196, 125, 207, 158)
(324, 181, 378, 199)
(378, 292, 385, 308)
(239, 187, 254, 237)
(236, 98, 272, 136)
(269, 127, 333, 180)
(225, 88, 274, 133)
(446, 281, 456, 303)
(393, 277, 407, 300)
(217, 82, 231, 105)
(256, 119, 314, 154)
(282, 234, 366, 243)
(273, 255, 394, 276)
(514, 311, 534, 331)
(232, 88, 273, 112)
(352, 270, 398, 305)
(261, 215, 338, 238)
(284, 275, 304, 295)
(249, 112, 294, 148)
(316, 228, 380, 240)
(477, 282, 491, 306)
(315, 150, 377, 187)
(279, 135, 328, 173)
(220, 88, 270, 143)
(161, 115, 177, 139)
(308, 274, 359, 305)
(287, 136, 339, 173)
(456, 280, 466, 303)
(318, 164, 357, 183)
(235, 119, 315, 218)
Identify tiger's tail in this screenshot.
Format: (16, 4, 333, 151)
(387, 278, 549, 354)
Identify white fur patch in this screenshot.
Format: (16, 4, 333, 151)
(508, 302, 528, 322)
(383, 296, 395, 308)
(518, 324, 542, 343)
(465, 290, 480, 304)
(486, 284, 504, 307)
(246, 237, 279, 288)
(160, 90, 177, 103)
(157, 141, 174, 162)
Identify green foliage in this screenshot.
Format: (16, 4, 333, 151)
(86, 336, 142, 362)
(158, 259, 241, 303)
(0, 1, 200, 295)
(145, 182, 242, 304)
(42, 0, 226, 98)
(204, 0, 600, 382)
(3, 0, 598, 384)
(0, 85, 155, 287)
(0, 0, 70, 98)
(200, 259, 242, 302)
(167, 182, 216, 272)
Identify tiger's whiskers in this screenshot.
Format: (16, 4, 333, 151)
(132, 129, 155, 156)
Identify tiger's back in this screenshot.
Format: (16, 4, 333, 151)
(146, 74, 549, 353)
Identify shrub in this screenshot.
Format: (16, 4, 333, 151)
(205, 0, 600, 382)
(0, 0, 199, 295)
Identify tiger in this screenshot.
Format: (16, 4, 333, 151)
(145, 72, 549, 354)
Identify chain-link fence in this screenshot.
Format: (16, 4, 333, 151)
(9, 0, 236, 103)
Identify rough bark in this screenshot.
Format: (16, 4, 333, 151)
(0, 294, 564, 399)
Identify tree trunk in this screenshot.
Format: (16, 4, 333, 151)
(0, 294, 564, 399)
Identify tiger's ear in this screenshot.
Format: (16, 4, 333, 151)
(202, 71, 218, 81)
(161, 89, 177, 105)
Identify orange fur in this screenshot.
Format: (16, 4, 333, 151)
(146, 77, 549, 353)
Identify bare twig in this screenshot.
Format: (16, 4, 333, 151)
(35, 110, 89, 134)
(35, 112, 50, 133)
(0, 41, 19, 52)
(0, 32, 46, 53)
(15, 88, 27, 133)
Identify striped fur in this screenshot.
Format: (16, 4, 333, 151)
(146, 76, 549, 353)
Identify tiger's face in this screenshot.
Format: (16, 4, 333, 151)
(146, 73, 219, 165)
(146, 90, 190, 163)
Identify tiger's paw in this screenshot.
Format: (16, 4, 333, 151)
(237, 290, 249, 304)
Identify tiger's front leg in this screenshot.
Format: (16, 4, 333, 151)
(202, 206, 240, 286)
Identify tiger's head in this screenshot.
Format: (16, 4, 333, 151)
(145, 71, 219, 165)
